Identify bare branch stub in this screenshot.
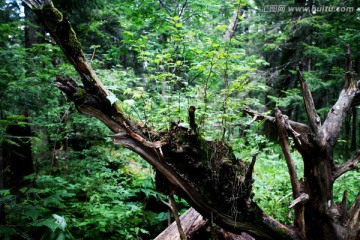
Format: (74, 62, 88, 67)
(345, 45, 353, 89)
(244, 153, 257, 184)
(346, 191, 360, 239)
(339, 190, 348, 223)
(243, 107, 275, 123)
(188, 106, 197, 133)
(289, 193, 309, 209)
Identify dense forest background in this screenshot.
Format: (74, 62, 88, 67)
(0, 0, 359, 239)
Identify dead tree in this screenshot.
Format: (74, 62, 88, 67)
(23, 1, 360, 239)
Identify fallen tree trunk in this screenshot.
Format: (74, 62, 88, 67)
(22, 1, 360, 239)
(155, 208, 206, 240)
(155, 207, 255, 240)
(22, 1, 300, 239)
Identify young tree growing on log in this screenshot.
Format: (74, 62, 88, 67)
(23, 1, 360, 239)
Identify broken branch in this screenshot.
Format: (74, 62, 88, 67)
(322, 47, 358, 148)
(275, 108, 300, 199)
(333, 150, 360, 181)
(243, 107, 309, 136)
(346, 191, 360, 239)
(339, 190, 348, 223)
(297, 66, 321, 136)
(160, 195, 188, 240)
(244, 153, 258, 184)
(289, 193, 309, 209)
(275, 108, 305, 234)
(169, 194, 188, 240)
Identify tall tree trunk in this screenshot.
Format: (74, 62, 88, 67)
(301, 150, 344, 239)
(2, 117, 33, 191)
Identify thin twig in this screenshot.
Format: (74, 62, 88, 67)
(159, 194, 188, 239)
(178, 0, 188, 17)
(158, 0, 171, 16)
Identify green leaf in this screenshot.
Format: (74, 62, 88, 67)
(56, 232, 65, 240)
(0, 189, 11, 197)
(33, 218, 59, 232)
(23, 206, 47, 222)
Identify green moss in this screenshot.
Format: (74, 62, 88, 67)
(67, 27, 84, 58)
(34, 2, 85, 59)
(76, 87, 86, 98)
(34, 3, 63, 30)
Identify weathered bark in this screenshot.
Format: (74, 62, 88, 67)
(274, 108, 305, 237)
(155, 207, 255, 240)
(351, 107, 357, 150)
(155, 208, 206, 240)
(22, 1, 360, 239)
(297, 67, 322, 138)
(345, 110, 351, 160)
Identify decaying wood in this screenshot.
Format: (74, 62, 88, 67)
(333, 151, 360, 181)
(347, 191, 360, 239)
(245, 49, 360, 239)
(289, 193, 309, 209)
(155, 208, 203, 240)
(340, 190, 348, 223)
(243, 107, 309, 142)
(322, 46, 358, 150)
(297, 66, 322, 137)
(23, 1, 360, 239)
(274, 108, 304, 236)
(188, 106, 197, 131)
(155, 207, 255, 240)
(274, 108, 300, 199)
(244, 153, 257, 184)
(169, 195, 188, 240)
